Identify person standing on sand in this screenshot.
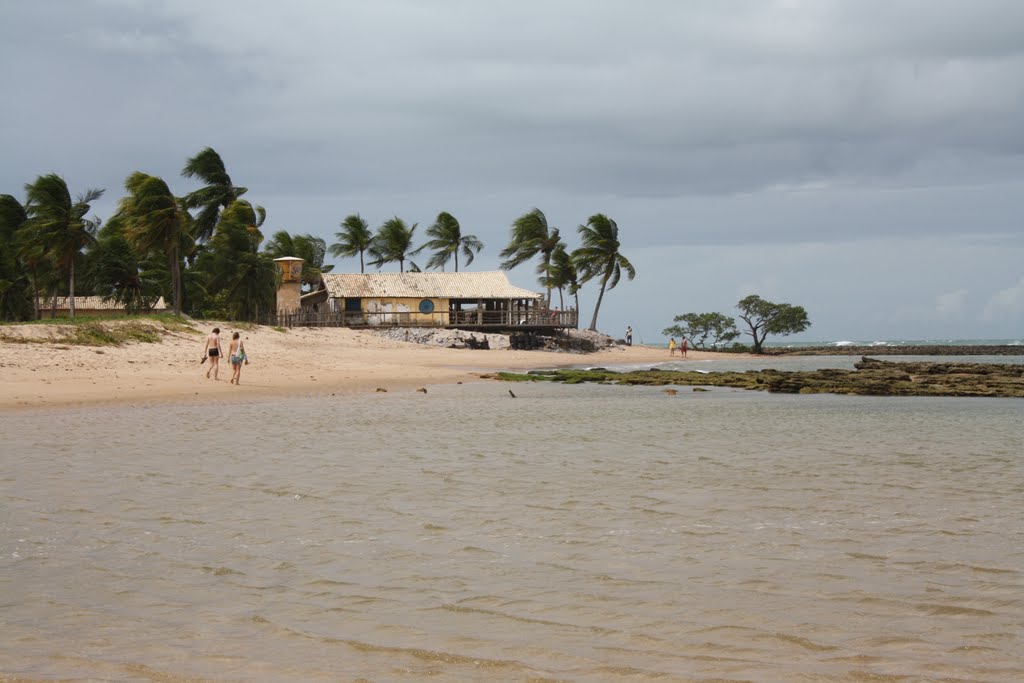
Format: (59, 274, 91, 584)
(680, 336, 688, 357)
(204, 327, 222, 380)
(625, 326, 633, 346)
(669, 338, 677, 356)
(228, 332, 246, 385)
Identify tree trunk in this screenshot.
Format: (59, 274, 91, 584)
(588, 272, 610, 331)
(359, 250, 365, 274)
(454, 251, 459, 273)
(170, 248, 182, 315)
(68, 263, 75, 321)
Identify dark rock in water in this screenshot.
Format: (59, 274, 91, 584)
(766, 345, 1024, 356)
(494, 357, 1024, 398)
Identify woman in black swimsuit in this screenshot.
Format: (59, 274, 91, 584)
(205, 327, 222, 380)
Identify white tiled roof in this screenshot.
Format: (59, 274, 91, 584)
(49, 296, 168, 311)
(319, 271, 542, 300)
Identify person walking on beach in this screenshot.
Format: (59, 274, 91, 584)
(204, 327, 222, 380)
(669, 337, 677, 356)
(228, 332, 246, 385)
(625, 326, 633, 346)
(680, 336, 688, 357)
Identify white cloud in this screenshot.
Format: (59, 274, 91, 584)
(981, 278, 1024, 321)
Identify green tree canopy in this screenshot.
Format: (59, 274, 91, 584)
(330, 213, 373, 273)
(663, 312, 739, 350)
(368, 217, 418, 272)
(736, 295, 811, 353)
(181, 147, 247, 242)
(114, 172, 193, 315)
(500, 208, 561, 306)
(573, 213, 635, 331)
(0, 194, 33, 321)
(23, 174, 104, 320)
(544, 242, 578, 312)
(417, 211, 483, 272)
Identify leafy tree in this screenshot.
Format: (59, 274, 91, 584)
(0, 194, 33, 321)
(736, 295, 811, 353)
(263, 230, 333, 289)
(83, 224, 162, 313)
(23, 174, 104, 320)
(499, 208, 561, 306)
(181, 147, 247, 242)
(368, 217, 418, 272)
(114, 172, 193, 315)
(663, 312, 739, 350)
(573, 213, 635, 331)
(417, 211, 483, 272)
(194, 200, 276, 321)
(545, 242, 579, 313)
(330, 214, 374, 273)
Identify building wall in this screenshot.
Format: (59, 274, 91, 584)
(363, 297, 449, 326)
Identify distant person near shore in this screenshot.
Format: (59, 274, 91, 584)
(680, 337, 688, 357)
(625, 326, 633, 346)
(228, 332, 247, 385)
(204, 327, 222, 380)
(669, 338, 677, 356)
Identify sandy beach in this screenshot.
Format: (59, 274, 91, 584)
(0, 320, 728, 411)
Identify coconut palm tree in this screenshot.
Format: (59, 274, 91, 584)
(114, 172, 193, 315)
(500, 208, 561, 307)
(263, 230, 334, 289)
(417, 211, 483, 272)
(23, 174, 104, 320)
(0, 194, 34, 321)
(368, 217, 418, 272)
(181, 147, 247, 242)
(546, 243, 580, 315)
(573, 213, 635, 331)
(330, 214, 373, 273)
(196, 200, 276, 321)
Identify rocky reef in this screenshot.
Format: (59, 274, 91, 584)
(764, 345, 1024, 356)
(491, 357, 1024, 398)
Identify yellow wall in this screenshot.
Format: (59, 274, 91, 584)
(363, 297, 449, 325)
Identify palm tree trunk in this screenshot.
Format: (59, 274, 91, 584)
(588, 272, 611, 331)
(170, 248, 182, 315)
(454, 251, 459, 273)
(68, 263, 75, 321)
(359, 251, 365, 273)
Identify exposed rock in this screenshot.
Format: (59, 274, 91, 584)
(765, 345, 1024, 356)
(494, 357, 1024, 398)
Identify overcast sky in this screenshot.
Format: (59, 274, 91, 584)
(3, 0, 1023, 342)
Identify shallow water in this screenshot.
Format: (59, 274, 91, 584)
(2, 383, 1022, 682)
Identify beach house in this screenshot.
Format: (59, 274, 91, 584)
(280, 270, 577, 331)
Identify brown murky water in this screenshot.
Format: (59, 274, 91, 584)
(1, 383, 1022, 682)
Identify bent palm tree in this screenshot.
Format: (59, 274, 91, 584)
(115, 172, 193, 315)
(0, 194, 33, 321)
(417, 211, 483, 272)
(500, 208, 561, 307)
(330, 214, 373, 273)
(23, 174, 104, 320)
(547, 243, 580, 315)
(181, 147, 247, 242)
(573, 214, 635, 331)
(368, 217, 418, 272)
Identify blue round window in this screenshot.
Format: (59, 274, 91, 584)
(418, 299, 435, 314)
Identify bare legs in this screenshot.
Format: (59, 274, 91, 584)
(230, 362, 241, 385)
(206, 355, 220, 380)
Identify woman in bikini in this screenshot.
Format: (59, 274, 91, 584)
(205, 327, 222, 380)
(228, 332, 246, 385)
